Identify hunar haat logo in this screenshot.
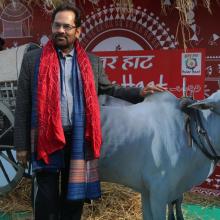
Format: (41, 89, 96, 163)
(186, 57, 198, 70)
(181, 53, 202, 76)
(79, 5, 178, 52)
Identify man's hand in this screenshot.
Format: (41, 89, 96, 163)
(16, 150, 29, 168)
(140, 83, 167, 97)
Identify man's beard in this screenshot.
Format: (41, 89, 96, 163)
(52, 34, 74, 50)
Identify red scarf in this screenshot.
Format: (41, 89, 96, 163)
(37, 40, 102, 164)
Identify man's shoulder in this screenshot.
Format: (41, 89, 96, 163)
(25, 48, 42, 59)
(24, 47, 42, 63)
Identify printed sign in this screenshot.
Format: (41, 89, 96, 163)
(94, 49, 205, 99)
(182, 52, 202, 76)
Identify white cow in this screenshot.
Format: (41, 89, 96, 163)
(98, 91, 220, 220)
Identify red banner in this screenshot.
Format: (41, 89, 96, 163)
(94, 49, 206, 99)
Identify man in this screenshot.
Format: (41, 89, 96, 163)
(14, 3, 165, 220)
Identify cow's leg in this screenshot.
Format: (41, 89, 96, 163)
(167, 202, 175, 220)
(141, 192, 153, 220)
(175, 196, 184, 220)
(149, 190, 167, 220)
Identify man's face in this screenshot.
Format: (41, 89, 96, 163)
(52, 10, 81, 50)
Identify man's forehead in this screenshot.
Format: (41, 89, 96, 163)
(54, 11, 76, 23)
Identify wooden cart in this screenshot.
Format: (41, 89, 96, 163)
(0, 43, 39, 196)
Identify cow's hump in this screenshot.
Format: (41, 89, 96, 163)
(144, 91, 178, 105)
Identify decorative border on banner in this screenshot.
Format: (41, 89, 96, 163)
(206, 56, 220, 61)
(80, 5, 178, 50)
(205, 55, 220, 96)
(191, 187, 220, 197)
(206, 55, 220, 79)
(206, 77, 220, 82)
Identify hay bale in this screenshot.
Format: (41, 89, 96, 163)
(0, 178, 32, 213)
(82, 183, 142, 220)
(1, 179, 219, 219)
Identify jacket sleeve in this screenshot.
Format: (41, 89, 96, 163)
(14, 53, 32, 152)
(97, 57, 144, 103)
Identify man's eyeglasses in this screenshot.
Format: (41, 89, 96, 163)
(52, 22, 77, 31)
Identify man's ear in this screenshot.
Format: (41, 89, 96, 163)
(75, 27, 81, 39)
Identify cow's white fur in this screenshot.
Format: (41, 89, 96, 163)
(98, 91, 220, 220)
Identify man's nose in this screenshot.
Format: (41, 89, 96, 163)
(56, 25, 65, 33)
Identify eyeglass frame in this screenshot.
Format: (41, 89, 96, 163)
(52, 22, 77, 31)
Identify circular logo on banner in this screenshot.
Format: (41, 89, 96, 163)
(186, 57, 198, 70)
(79, 5, 178, 52)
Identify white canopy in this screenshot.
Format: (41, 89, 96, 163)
(0, 43, 40, 82)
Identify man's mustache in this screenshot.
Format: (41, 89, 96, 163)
(54, 34, 68, 40)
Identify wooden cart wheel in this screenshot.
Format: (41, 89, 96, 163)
(0, 147, 24, 196)
(0, 103, 25, 196)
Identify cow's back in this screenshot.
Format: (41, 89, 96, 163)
(100, 91, 185, 159)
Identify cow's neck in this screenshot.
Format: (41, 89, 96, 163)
(201, 110, 220, 158)
(190, 109, 220, 179)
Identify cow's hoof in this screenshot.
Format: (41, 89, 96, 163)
(167, 214, 175, 220)
(176, 215, 184, 220)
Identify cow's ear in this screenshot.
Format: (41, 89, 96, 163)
(188, 99, 215, 110)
